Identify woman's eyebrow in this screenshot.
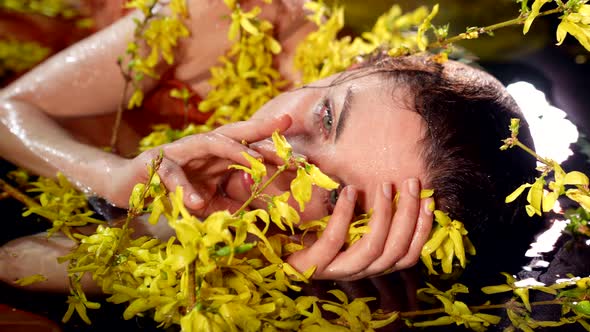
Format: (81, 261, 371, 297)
(335, 86, 355, 141)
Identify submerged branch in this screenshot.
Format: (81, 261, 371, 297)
(399, 299, 564, 319)
(0, 178, 40, 208)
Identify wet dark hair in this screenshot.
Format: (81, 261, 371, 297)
(355, 54, 541, 269)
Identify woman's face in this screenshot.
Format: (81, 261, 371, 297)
(223, 70, 427, 220)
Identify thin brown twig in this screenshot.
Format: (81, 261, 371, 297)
(110, 74, 131, 153)
(428, 8, 563, 50)
(109, 1, 159, 151)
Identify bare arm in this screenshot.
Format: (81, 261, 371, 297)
(0, 0, 311, 204)
(0, 10, 157, 199)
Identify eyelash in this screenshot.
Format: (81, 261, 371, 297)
(313, 98, 334, 138)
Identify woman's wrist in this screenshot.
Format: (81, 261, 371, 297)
(71, 147, 128, 204)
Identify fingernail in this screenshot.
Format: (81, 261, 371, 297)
(346, 186, 357, 202)
(274, 114, 288, 122)
(424, 198, 434, 215)
(189, 193, 202, 205)
(382, 183, 392, 200)
(407, 178, 420, 198)
(247, 149, 262, 159)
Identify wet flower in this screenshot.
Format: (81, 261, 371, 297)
(523, 0, 552, 34)
(421, 210, 476, 274)
(229, 152, 267, 183)
(13, 274, 47, 287)
(557, 4, 590, 51)
(482, 273, 556, 312)
(412, 296, 501, 331)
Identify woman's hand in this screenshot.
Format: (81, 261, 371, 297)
(105, 115, 293, 216)
(286, 179, 434, 280)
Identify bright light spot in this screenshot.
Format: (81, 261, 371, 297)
(525, 219, 568, 257)
(530, 260, 550, 268)
(507, 81, 579, 163)
(515, 277, 546, 288)
(555, 276, 579, 285)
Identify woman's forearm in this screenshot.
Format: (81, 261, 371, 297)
(0, 99, 123, 197)
(0, 0, 313, 200)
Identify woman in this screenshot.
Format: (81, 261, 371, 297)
(0, 0, 536, 288)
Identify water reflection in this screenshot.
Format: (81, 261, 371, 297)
(506, 81, 579, 164)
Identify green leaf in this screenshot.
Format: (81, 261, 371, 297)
(574, 300, 590, 317)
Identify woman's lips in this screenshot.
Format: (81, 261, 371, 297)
(242, 170, 255, 189)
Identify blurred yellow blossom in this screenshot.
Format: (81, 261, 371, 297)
(0, 40, 50, 76)
(557, 4, 590, 51)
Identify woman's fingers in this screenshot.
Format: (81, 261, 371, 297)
(286, 186, 357, 276)
(348, 178, 423, 280)
(165, 115, 292, 166)
(164, 132, 263, 167)
(390, 197, 434, 270)
(215, 114, 292, 142)
(156, 157, 205, 210)
(249, 138, 307, 167)
(316, 183, 395, 279)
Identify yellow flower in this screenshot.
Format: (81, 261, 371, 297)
(269, 192, 300, 233)
(482, 272, 556, 312)
(272, 131, 292, 162)
(143, 16, 189, 66)
(125, 0, 154, 16)
(62, 284, 101, 324)
(566, 188, 590, 211)
(416, 4, 439, 51)
(229, 152, 267, 183)
(412, 296, 501, 330)
(0, 40, 50, 74)
(169, 0, 188, 17)
(557, 6, 590, 51)
(200, 2, 284, 126)
(14, 274, 47, 286)
(421, 210, 475, 274)
(523, 0, 552, 34)
(307, 164, 339, 190)
(290, 168, 313, 212)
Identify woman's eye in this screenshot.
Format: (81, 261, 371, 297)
(314, 99, 333, 137)
(321, 101, 333, 133)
